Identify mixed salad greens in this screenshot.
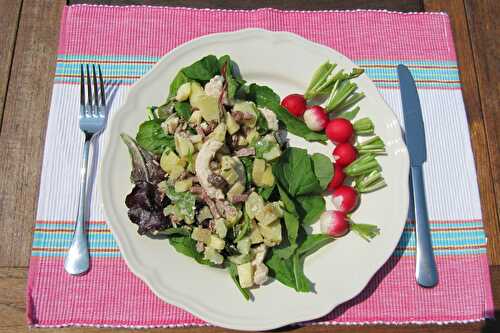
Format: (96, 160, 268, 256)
(121, 55, 386, 300)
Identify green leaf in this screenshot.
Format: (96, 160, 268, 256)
(168, 235, 212, 266)
(174, 101, 192, 121)
(136, 119, 175, 154)
(218, 55, 244, 101)
(266, 251, 296, 289)
(164, 185, 197, 222)
(181, 55, 220, 81)
(304, 61, 335, 99)
(277, 183, 297, 214)
(258, 184, 275, 201)
(295, 195, 326, 225)
(297, 234, 334, 257)
(253, 138, 274, 159)
(311, 153, 333, 190)
(353, 117, 374, 135)
(350, 223, 380, 241)
(248, 83, 280, 107)
(256, 111, 270, 135)
(227, 261, 252, 300)
(337, 106, 360, 121)
(168, 71, 190, 99)
(265, 103, 328, 143)
(292, 252, 313, 292)
(273, 148, 322, 196)
(239, 156, 253, 188)
(155, 227, 191, 237)
(235, 212, 251, 242)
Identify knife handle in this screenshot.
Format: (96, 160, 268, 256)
(412, 166, 438, 287)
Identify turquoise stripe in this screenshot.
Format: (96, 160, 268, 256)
(32, 251, 120, 258)
(395, 248, 486, 256)
(35, 223, 110, 229)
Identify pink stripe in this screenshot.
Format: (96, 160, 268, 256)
(27, 255, 493, 326)
(58, 6, 456, 60)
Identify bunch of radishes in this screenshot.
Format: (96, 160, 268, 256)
(280, 62, 387, 241)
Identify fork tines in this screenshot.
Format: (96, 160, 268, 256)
(80, 64, 106, 116)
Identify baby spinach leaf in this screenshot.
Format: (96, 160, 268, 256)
(136, 119, 175, 155)
(258, 184, 275, 201)
(266, 252, 296, 289)
(168, 235, 212, 266)
(273, 148, 322, 196)
(168, 71, 190, 99)
(181, 55, 220, 82)
(227, 261, 252, 300)
(239, 157, 253, 188)
(292, 252, 313, 292)
(165, 185, 196, 222)
(266, 103, 328, 143)
(248, 83, 281, 107)
(295, 195, 326, 225)
(218, 55, 244, 101)
(155, 227, 191, 237)
(174, 101, 192, 121)
(312, 153, 333, 190)
(297, 234, 334, 257)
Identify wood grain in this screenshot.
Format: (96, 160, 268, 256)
(463, 0, 500, 260)
(423, 0, 500, 265)
(68, 0, 424, 11)
(0, 0, 22, 130)
(0, 0, 65, 267)
(1, 266, 498, 332)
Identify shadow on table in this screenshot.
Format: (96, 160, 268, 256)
(482, 311, 499, 333)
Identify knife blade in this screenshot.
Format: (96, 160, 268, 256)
(397, 64, 438, 288)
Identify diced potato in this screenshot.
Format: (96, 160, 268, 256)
(260, 166, 275, 187)
(175, 133, 195, 157)
(237, 135, 248, 146)
(191, 227, 211, 243)
(258, 220, 282, 246)
(220, 155, 234, 170)
(188, 110, 203, 126)
(221, 167, 239, 186)
(160, 151, 179, 173)
(208, 123, 227, 142)
(255, 202, 283, 225)
(245, 192, 265, 219)
(169, 164, 185, 180)
(249, 221, 264, 244)
(228, 253, 252, 265)
(225, 112, 240, 135)
(204, 247, 224, 265)
(197, 206, 213, 223)
(175, 82, 191, 101)
(208, 235, 225, 250)
(233, 101, 257, 127)
(237, 262, 254, 288)
(214, 218, 227, 239)
(246, 128, 260, 145)
(225, 207, 242, 227)
(189, 81, 205, 106)
(252, 159, 266, 187)
(174, 178, 192, 193)
(190, 134, 203, 144)
(237, 236, 251, 255)
(193, 95, 220, 122)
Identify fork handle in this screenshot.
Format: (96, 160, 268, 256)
(64, 136, 91, 275)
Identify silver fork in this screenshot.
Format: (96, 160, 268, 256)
(64, 64, 106, 275)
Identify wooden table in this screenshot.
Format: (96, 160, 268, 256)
(0, 0, 498, 332)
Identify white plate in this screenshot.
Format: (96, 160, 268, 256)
(99, 29, 409, 331)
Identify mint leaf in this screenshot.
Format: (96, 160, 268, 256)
(312, 153, 333, 190)
(296, 195, 326, 225)
(136, 119, 174, 155)
(181, 55, 220, 81)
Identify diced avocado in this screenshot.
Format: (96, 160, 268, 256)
(255, 202, 283, 225)
(188, 110, 203, 126)
(174, 133, 195, 157)
(204, 247, 224, 265)
(246, 128, 260, 145)
(191, 227, 211, 243)
(197, 206, 213, 223)
(160, 151, 179, 173)
(226, 208, 242, 227)
(245, 192, 265, 219)
(189, 81, 205, 105)
(174, 178, 192, 193)
(237, 236, 251, 255)
(227, 182, 245, 203)
(260, 166, 275, 187)
(233, 102, 257, 127)
(169, 164, 185, 180)
(249, 221, 264, 244)
(258, 221, 282, 246)
(208, 123, 227, 142)
(214, 218, 227, 239)
(225, 112, 240, 135)
(252, 159, 266, 187)
(208, 235, 225, 250)
(175, 82, 191, 101)
(262, 144, 281, 161)
(220, 155, 234, 170)
(237, 136, 248, 146)
(193, 95, 220, 122)
(221, 167, 239, 186)
(228, 253, 252, 265)
(237, 262, 254, 288)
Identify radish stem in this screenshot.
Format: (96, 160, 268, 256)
(355, 170, 387, 193)
(353, 117, 374, 135)
(350, 222, 380, 241)
(356, 136, 386, 155)
(344, 153, 381, 176)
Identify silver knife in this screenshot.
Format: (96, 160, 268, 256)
(397, 64, 438, 288)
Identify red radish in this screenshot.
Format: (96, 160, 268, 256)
(325, 118, 353, 144)
(333, 143, 357, 166)
(327, 164, 345, 193)
(332, 185, 359, 213)
(281, 94, 307, 117)
(303, 105, 328, 131)
(319, 210, 350, 237)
